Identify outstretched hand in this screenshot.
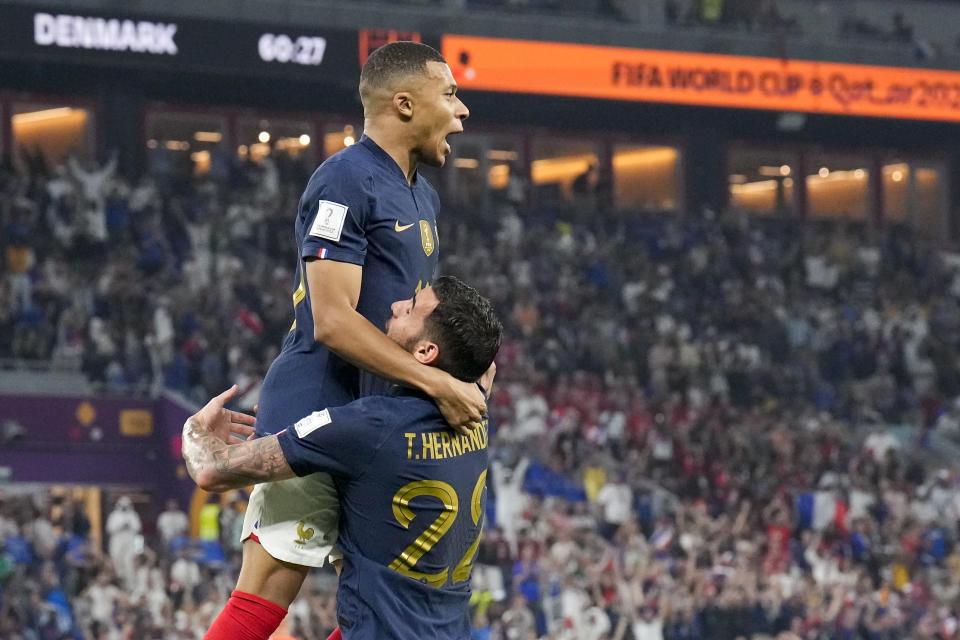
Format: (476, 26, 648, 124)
(188, 385, 257, 444)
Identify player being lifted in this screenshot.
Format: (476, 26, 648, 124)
(184, 277, 502, 639)
(198, 42, 488, 640)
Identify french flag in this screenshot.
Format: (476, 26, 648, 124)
(649, 524, 674, 551)
(796, 491, 849, 534)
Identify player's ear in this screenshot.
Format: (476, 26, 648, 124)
(413, 340, 439, 366)
(393, 92, 414, 119)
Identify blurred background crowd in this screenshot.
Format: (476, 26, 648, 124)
(4, 144, 960, 639)
(399, 0, 956, 61)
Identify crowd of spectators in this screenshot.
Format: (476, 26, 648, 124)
(398, 0, 642, 23)
(399, 0, 960, 63)
(0, 147, 309, 407)
(0, 490, 340, 639)
(5, 146, 960, 639)
(664, 0, 798, 33)
(400, 0, 800, 30)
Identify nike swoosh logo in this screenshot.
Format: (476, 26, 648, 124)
(395, 221, 415, 232)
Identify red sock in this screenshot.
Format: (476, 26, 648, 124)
(326, 629, 342, 640)
(204, 590, 287, 640)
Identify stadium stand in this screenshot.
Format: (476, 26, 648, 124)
(3, 148, 960, 639)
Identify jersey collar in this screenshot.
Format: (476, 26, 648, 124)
(358, 135, 418, 186)
(388, 384, 431, 400)
(389, 382, 488, 401)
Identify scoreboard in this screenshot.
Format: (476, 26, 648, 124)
(0, 5, 361, 83)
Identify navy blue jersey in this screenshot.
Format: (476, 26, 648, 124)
(277, 388, 489, 640)
(256, 136, 441, 434)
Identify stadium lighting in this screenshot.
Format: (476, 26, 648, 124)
(194, 131, 222, 143)
(299, 134, 311, 146)
(11, 107, 75, 124)
(258, 131, 271, 143)
(487, 150, 518, 161)
(759, 166, 785, 177)
(730, 179, 777, 194)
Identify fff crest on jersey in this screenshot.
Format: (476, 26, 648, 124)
(419, 220, 435, 256)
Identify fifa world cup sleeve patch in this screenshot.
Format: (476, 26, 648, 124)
(294, 409, 332, 438)
(309, 201, 348, 242)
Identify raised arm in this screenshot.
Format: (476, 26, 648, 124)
(182, 386, 295, 492)
(305, 259, 485, 432)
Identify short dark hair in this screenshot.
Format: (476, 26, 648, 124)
(425, 276, 502, 383)
(360, 41, 447, 97)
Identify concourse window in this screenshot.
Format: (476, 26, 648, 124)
(486, 137, 524, 206)
(446, 134, 525, 212)
(882, 162, 910, 222)
(805, 154, 870, 220)
(727, 148, 797, 215)
(146, 112, 226, 177)
(11, 104, 94, 167)
(531, 138, 599, 209)
(915, 166, 945, 236)
(237, 118, 314, 165)
(613, 144, 680, 212)
(449, 138, 484, 209)
(324, 123, 361, 159)
(882, 160, 946, 234)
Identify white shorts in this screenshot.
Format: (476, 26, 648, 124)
(241, 472, 340, 567)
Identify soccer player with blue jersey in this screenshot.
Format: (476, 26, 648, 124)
(184, 277, 502, 640)
(192, 42, 488, 640)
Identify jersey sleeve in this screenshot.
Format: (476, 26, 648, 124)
(299, 160, 374, 265)
(276, 400, 388, 479)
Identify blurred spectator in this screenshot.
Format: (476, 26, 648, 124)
(595, 470, 633, 540)
(492, 457, 530, 555)
(106, 496, 141, 588)
(157, 499, 190, 549)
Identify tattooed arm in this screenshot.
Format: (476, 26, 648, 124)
(181, 385, 294, 492)
(183, 422, 295, 492)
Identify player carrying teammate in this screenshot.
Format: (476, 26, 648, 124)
(195, 42, 487, 639)
(184, 277, 502, 639)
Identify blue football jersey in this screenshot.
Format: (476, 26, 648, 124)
(277, 388, 489, 639)
(256, 136, 440, 434)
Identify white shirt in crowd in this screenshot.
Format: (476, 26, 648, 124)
(582, 606, 611, 640)
(106, 498, 142, 585)
(597, 482, 633, 525)
(864, 430, 900, 459)
(492, 457, 531, 554)
(85, 580, 121, 623)
(157, 507, 189, 543)
(170, 556, 201, 591)
(511, 387, 549, 441)
(632, 615, 664, 640)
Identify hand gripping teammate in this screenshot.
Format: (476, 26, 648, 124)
(184, 278, 502, 640)
(195, 42, 485, 640)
